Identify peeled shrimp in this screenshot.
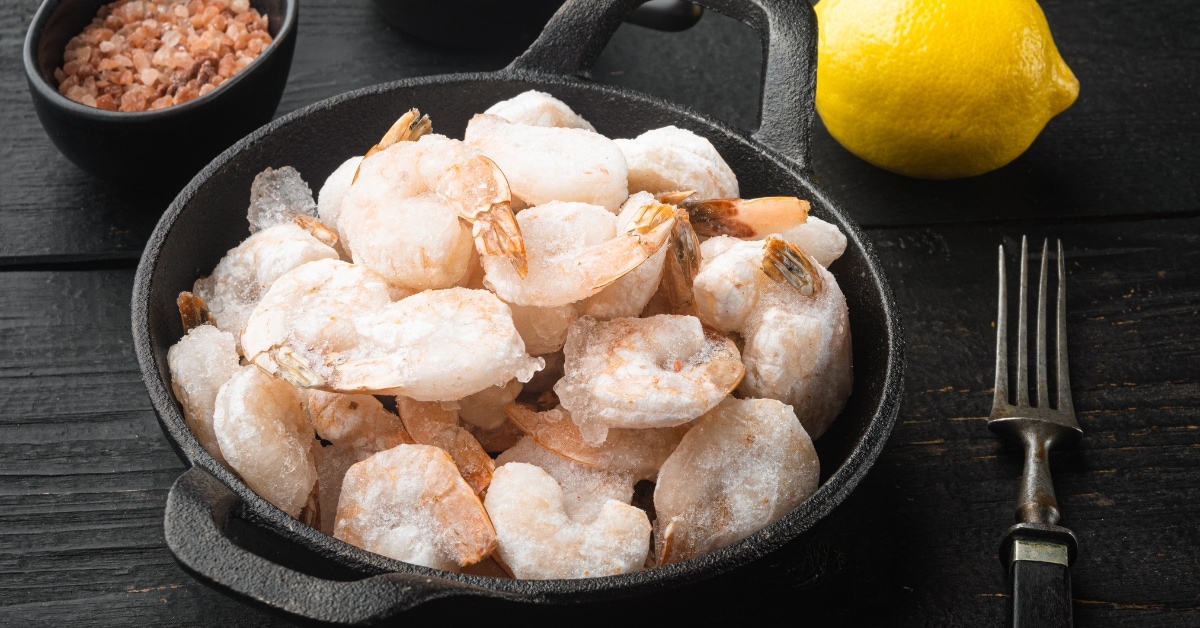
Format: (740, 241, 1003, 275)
(465, 113, 628, 212)
(316, 155, 364, 257)
(553, 315, 745, 444)
(213, 364, 317, 518)
(497, 436, 636, 524)
(761, 215, 847, 268)
(167, 323, 240, 467)
(481, 199, 676, 308)
(335, 444, 496, 571)
(692, 237, 852, 439)
(304, 390, 414, 534)
(577, 192, 670, 320)
(242, 259, 543, 401)
(340, 133, 524, 289)
(395, 397, 495, 495)
(504, 403, 682, 481)
(484, 463, 650, 579)
(654, 397, 820, 565)
(484, 90, 596, 131)
(456, 379, 522, 430)
(193, 220, 339, 350)
(615, 126, 739, 200)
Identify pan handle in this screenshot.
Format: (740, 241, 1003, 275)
(508, 0, 817, 169)
(164, 466, 492, 624)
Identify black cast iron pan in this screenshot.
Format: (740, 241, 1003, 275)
(132, 0, 905, 623)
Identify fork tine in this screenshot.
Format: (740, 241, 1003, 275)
(1016, 236, 1029, 407)
(993, 245, 1009, 412)
(1056, 239, 1074, 416)
(1036, 239, 1050, 408)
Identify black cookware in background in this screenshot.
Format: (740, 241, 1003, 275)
(133, 0, 904, 623)
(374, 0, 703, 50)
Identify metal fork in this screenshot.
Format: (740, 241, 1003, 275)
(989, 237, 1081, 627)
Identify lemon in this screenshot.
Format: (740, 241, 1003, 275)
(814, 0, 1079, 179)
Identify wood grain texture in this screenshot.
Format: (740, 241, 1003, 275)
(1, 217, 1196, 625)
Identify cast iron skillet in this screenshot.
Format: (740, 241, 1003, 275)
(132, 0, 904, 623)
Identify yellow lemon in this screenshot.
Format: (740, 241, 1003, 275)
(814, 0, 1079, 179)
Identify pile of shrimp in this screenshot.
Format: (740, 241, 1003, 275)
(167, 90, 853, 579)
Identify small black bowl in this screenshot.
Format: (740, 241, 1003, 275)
(23, 0, 298, 188)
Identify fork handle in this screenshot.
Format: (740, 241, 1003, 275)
(1015, 427, 1062, 524)
(1011, 553, 1073, 627)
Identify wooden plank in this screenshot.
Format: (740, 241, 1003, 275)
(4, 0, 1200, 264)
(1, 215, 1197, 624)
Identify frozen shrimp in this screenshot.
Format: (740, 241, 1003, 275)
(504, 403, 682, 481)
(395, 397, 495, 495)
(481, 200, 676, 307)
(213, 364, 317, 518)
(761, 215, 847, 268)
(484, 90, 596, 131)
(242, 259, 543, 401)
(578, 192, 670, 320)
(673, 193, 810, 240)
(305, 390, 414, 534)
(497, 436, 636, 524)
(465, 113, 628, 212)
(507, 301, 579, 355)
(335, 444, 496, 571)
(457, 379, 523, 430)
(553, 315, 745, 444)
(167, 313, 240, 467)
(193, 220, 339, 351)
(692, 237, 852, 439)
(484, 463, 650, 579)
(316, 156, 363, 257)
(654, 397, 820, 565)
(615, 126, 739, 200)
(340, 132, 524, 290)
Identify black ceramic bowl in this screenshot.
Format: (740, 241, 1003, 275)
(23, 0, 298, 187)
(133, 0, 904, 623)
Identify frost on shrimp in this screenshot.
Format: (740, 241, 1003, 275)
(193, 220, 339, 351)
(167, 320, 240, 467)
(553, 315, 745, 444)
(497, 436, 636, 524)
(213, 365, 317, 518)
(615, 126, 739, 200)
(484, 90, 596, 131)
(654, 397, 820, 566)
(304, 390, 414, 533)
(395, 396, 495, 495)
(465, 113, 628, 212)
(335, 444, 496, 571)
(340, 133, 524, 290)
(693, 237, 853, 439)
(504, 403, 682, 481)
(481, 199, 675, 308)
(241, 259, 542, 401)
(484, 463, 650, 580)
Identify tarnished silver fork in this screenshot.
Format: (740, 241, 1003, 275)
(989, 237, 1081, 627)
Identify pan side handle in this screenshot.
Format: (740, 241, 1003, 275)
(164, 466, 491, 624)
(508, 0, 817, 170)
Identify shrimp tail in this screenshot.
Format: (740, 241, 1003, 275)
(762, 235, 823, 296)
(572, 201, 676, 294)
(177, 291, 216, 332)
(683, 196, 810, 238)
(293, 214, 340, 248)
(269, 346, 326, 388)
(657, 208, 701, 315)
(353, 108, 433, 183)
(473, 202, 529, 278)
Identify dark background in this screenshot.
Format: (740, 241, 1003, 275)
(1, 0, 1197, 625)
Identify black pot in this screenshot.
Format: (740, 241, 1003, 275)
(132, 0, 905, 623)
(24, 0, 297, 188)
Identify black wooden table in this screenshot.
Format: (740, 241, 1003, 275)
(3, 0, 1197, 625)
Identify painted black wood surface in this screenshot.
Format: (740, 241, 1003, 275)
(1, 0, 1197, 625)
